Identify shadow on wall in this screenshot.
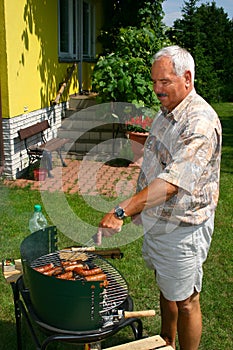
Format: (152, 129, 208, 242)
(20, 0, 78, 108)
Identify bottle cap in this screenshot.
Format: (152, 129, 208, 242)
(34, 204, 42, 212)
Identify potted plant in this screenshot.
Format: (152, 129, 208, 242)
(126, 114, 154, 133)
(124, 108, 155, 167)
(125, 105, 156, 135)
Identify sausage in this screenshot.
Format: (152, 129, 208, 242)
(61, 260, 84, 267)
(43, 266, 63, 276)
(100, 280, 109, 288)
(64, 263, 84, 272)
(85, 273, 107, 282)
(73, 267, 103, 276)
(33, 263, 54, 272)
(82, 267, 103, 276)
(72, 267, 88, 275)
(56, 271, 73, 280)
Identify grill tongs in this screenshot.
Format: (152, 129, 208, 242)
(59, 241, 123, 261)
(102, 309, 155, 327)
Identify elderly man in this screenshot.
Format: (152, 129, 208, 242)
(97, 46, 221, 350)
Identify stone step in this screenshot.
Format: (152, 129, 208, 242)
(65, 138, 124, 155)
(68, 93, 98, 110)
(62, 93, 126, 157)
(61, 118, 117, 131)
(58, 128, 118, 143)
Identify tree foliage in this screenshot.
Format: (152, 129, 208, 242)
(100, 0, 165, 52)
(93, 0, 233, 104)
(168, 0, 233, 102)
(92, 1, 169, 108)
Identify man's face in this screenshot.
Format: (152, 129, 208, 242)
(151, 56, 192, 112)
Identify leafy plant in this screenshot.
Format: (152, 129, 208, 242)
(92, 2, 170, 110)
(92, 42, 159, 109)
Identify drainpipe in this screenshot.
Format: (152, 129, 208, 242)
(78, 58, 83, 95)
(0, 85, 4, 175)
(78, 0, 83, 95)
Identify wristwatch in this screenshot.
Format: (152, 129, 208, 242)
(114, 205, 127, 220)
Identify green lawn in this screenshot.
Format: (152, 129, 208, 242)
(0, 102, 232, 349)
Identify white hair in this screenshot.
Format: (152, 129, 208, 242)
(152, 45, 195, 83)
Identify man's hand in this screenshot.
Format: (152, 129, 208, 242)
(94, 213, 123, 245)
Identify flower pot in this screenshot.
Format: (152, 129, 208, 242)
(126, 131, 149, 167)
(33, 168, 47, 181)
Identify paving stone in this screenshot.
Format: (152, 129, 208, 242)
(3, 159, 140, 197)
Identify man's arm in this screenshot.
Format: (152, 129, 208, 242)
(96, 178, 178, 244)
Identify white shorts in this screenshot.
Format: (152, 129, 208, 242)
(142, 215, 214, 301)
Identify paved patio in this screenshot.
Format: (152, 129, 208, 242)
(4, 159, 141, 197)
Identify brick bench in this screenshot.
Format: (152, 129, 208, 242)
(18, 120, 71, 177)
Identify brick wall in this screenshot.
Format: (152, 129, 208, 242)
(2, 102, 67, 179)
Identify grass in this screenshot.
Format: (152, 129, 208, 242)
(0, 102, 233, 349)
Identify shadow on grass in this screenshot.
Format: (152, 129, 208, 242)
(220, 146, 233, 174)
(0, 318, 139, 350)
(213, 103, 233, 174)
(0, 320, 19, 350)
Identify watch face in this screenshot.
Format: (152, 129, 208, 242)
(115, 206, 125, 219)
(117, 208, 124, 216)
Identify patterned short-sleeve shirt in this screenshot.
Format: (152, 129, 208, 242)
(137, 89, 222, 225)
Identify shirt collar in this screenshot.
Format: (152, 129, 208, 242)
(162, 88, 196, 122)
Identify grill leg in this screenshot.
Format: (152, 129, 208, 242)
(18, 300, 42, 349)
(13, 277, 42, 349)
(40, 335, 100, 350)
(11, 282, 22, 350)
(130, 319, 143, 340)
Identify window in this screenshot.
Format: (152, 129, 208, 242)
(58, 0, 95, 61)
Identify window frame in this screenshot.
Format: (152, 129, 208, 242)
(58, 0, 96, 62)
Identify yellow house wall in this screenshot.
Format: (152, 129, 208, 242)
(0, 0, 9, 119)
(1, 0, 103, 119)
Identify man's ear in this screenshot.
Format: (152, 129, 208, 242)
(184, 70, 192, 88)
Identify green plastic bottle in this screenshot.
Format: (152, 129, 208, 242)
(29, 204, 47, 233)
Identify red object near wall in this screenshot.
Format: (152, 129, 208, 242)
(33, 168, 47, 181)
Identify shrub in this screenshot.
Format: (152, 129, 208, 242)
(92, 23, 169, 111)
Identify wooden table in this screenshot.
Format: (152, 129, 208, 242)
(1, 259, 22, 283)
(102, 335, 173, 349)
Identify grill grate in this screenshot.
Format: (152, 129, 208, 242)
(30, 250, 128, 314)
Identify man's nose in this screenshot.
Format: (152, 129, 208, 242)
(153, 82, 162, 94)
